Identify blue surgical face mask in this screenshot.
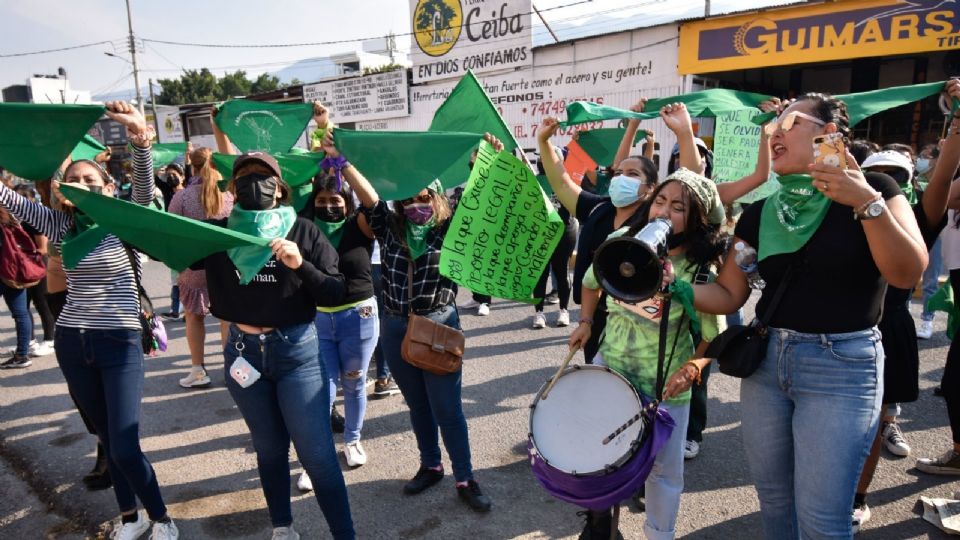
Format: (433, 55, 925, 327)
(916, 158, 931, 174)
(608, 175, 643, 208)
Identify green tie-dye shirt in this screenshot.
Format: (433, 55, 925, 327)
(583, 228, 724, 405)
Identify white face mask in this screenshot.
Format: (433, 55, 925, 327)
(916, 158, 931, 174)
(608, 175, 643, 208)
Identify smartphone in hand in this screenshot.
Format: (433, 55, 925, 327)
(813, 133, 846, 168)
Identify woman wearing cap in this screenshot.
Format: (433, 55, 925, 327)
(0, 101, 179, 539)
(319, 133, 494, 513)
(295, 173, 378, 489)
(690, 91, 929, 538)
(192, 152, 353, 539)
(168, 147, 233, 389)
(568, 163, 728, 539)
(849, 137, 956, 529)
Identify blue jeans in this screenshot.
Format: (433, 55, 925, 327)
(371, 264, 389, 379)
(922, 236, 943, 321)
(645, 401, 690, 540)
(741, 327, 883, 539)
(224, 323, 354, 539)
(316, 297, 380, 443)
(1, 283, 33, 356)
(55, 326, 167, 520)
(381, 305, 474, 482)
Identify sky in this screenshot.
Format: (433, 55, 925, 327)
(0, 0, 798, 101)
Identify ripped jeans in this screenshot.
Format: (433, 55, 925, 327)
(315, 297, 380, 444)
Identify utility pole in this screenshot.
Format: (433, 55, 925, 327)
(387, 32, 397, 64)
(705, 0, 711, 17)
(148, 78, 160, 139)
(125, 0, 144, 114)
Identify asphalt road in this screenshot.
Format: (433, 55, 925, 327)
(0, 259, 958, 539)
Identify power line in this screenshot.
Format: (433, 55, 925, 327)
(0, 39, 123, 58)
(141, 0, 595, 49)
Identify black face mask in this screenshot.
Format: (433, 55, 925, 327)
(235, 173, 278, 210)
(315, 205, 345, 223)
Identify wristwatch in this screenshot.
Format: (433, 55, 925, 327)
(855, 194, 886, 220)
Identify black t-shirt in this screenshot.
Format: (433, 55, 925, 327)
(199, 217, 346, 327)
(884, 190, 948, 309)
(573, 191, 617, 304)
(328, 215, 374, 305)
(735, 172, 903, 333)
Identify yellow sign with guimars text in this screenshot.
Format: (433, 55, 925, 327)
(680, 0, 960, 74)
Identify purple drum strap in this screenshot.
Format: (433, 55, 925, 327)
(529, 406, 676, 512)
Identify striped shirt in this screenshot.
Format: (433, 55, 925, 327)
(0, 146, 155, 330)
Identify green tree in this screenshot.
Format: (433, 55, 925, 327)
(220, 70, 252, 98)
(157, 68, 221, 105)
(250, 73, 280, 94)
(416, 0, 456, 32)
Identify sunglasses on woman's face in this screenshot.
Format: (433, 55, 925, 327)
(775, 110, 827, 133)
(402, 193, 432, 205)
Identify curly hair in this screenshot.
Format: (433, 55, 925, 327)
(624, 179, 727, 268)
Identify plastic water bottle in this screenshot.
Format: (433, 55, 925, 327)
(734, 241, 766, 290)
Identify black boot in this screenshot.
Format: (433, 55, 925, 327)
(577, 509, 624, 540)
(331, 405, 345, 434)
(82, 442, 112, 491)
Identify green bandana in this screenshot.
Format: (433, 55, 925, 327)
(61, 213, 110, 269)
(314, 218, 345, 250)
(927, 278, 959, 340)
(576, 128, 646, 167)
(149, 142, 188, 169)
(59, 183, 272, 271)
(226, 206, 297, 285)
(333, 129, 483, 201)
(0, 103, 106, 180)
(405, 219, 434, 261)
(752, 81, 956, 126)
(899, 182, 917, 206)
(429, 71, 521, 187)
(758, 174, 831, 261)
(214, 99, 313, 154)
(562, 89, 773, 127)
(71, 135, 107, 162)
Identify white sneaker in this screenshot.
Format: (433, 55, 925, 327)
(477, 303, 490, 316)
(532, 313, 546, 329)
(296, 472, 313, 492)
(7, 339, 38, 356)
(461, 298, 480, 309)
(178, 367, 211, 388)
(917, 320, 934, 339)
(344, 441, 367, 467)
(684, 439, 700, 460)
(852, 503, 871, 533)
(882, 422, 911, 457)
(111, 511, 150, 540)
(149, 519, 178, 540)
(29, 340, 54, 357)
(272, 526, 301, 540)
(556, 309, 570, 327)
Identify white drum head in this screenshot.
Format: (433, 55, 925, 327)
(530, 365, 643, 475)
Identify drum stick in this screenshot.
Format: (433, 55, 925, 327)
(603, 413, 641, 445)
(540, 346, 579, 400)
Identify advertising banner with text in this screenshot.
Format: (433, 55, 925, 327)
(680, 0, 960, 75)
(409, 0, 533, 83)
(303, 70, 410, 124)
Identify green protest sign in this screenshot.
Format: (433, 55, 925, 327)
(712, 109, 779, 204)
(214, 99, 313, 154)
(441, 141, 563, 303)
(71, 134, 107, 162)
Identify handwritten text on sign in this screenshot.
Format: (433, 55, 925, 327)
(440, 141, 562, 302)
(711, 108, 778, 204)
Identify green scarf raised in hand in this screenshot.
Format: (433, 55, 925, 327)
(758, 174, 831, 261)
(405, 219, 434, 261)
(227, 206, 297, 285)
(61, 213, 109, 269)
(314, 218, 345, 250)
